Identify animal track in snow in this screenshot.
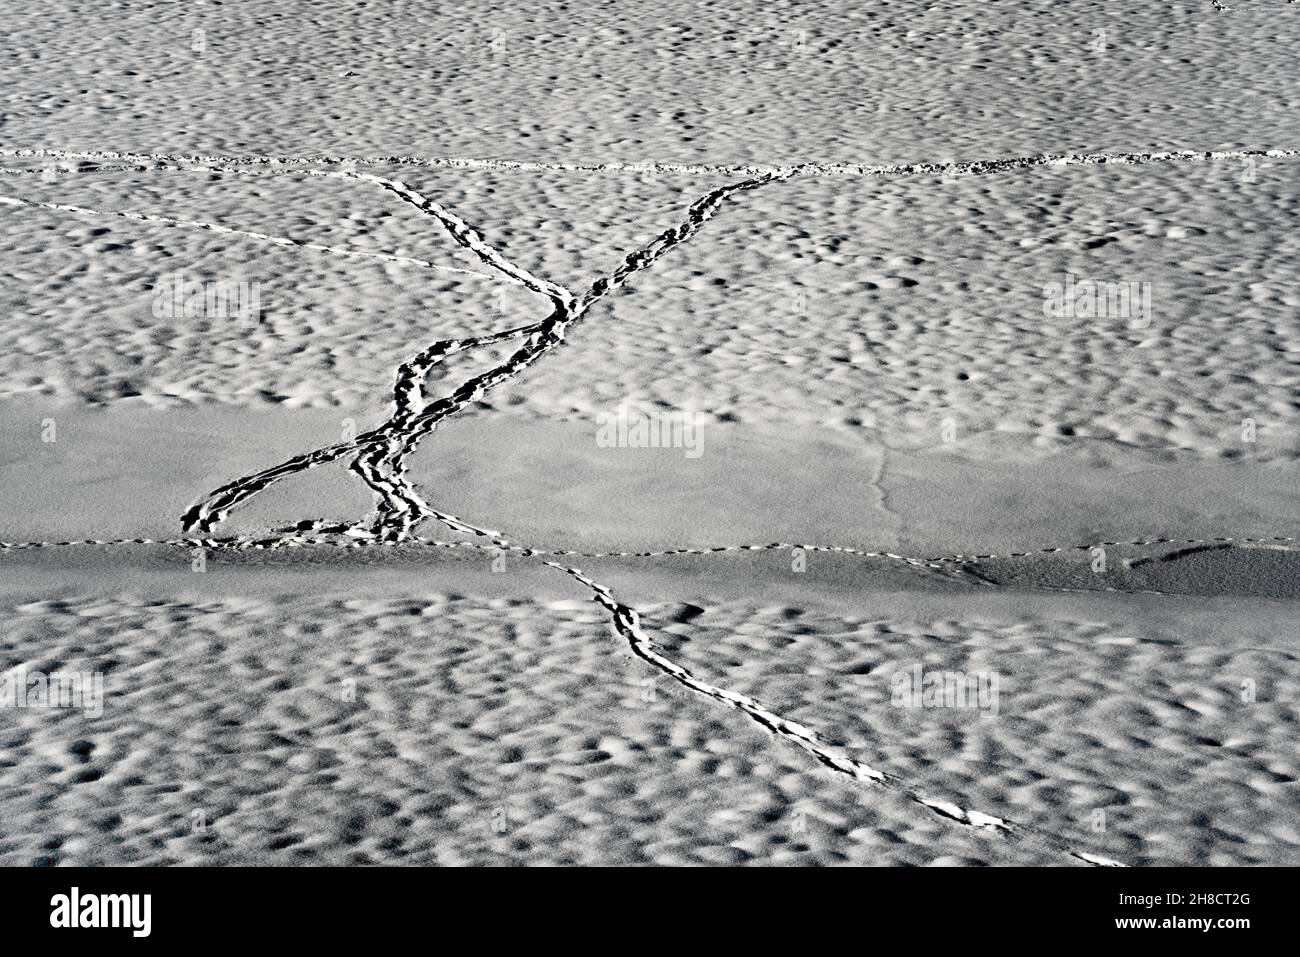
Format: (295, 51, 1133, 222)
(5, 142, 1299, 865)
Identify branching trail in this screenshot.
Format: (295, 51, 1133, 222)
(164, 162, 787, 541)
(5, 142, 1299, 865)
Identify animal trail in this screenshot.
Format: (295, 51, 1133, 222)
(7, 145, 1297, 183)
(176, 162, 787, 543)
(6, 142, 1299, 865)
(547, 557, 1125, 866)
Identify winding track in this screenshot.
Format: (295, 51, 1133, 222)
(5, 143, 1300, 864)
